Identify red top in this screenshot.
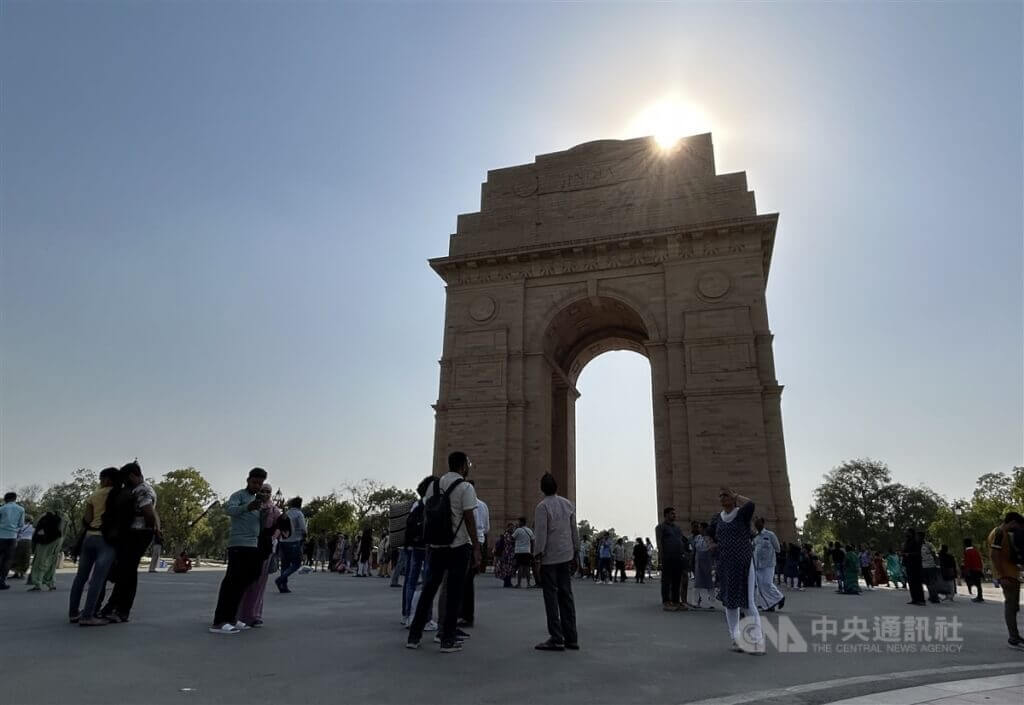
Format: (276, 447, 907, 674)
(963, 546, 983, 572)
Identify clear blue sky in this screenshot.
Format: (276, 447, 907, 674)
(2, 2, 1021, 538)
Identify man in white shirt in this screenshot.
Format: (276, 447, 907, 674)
(457, 480, 489, 628)
(406, 452, 480, 653)
(752, 517, 784, 611)
(513, 517, 535, 588)
(533, 472, 580, 651)
(276, 497, 308, 593)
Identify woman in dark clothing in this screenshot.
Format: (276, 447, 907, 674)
(937, 545, 958, 601)
(633, 537, 649, 584)
(357, 527, 373, 577)
(783, 543, 802, 589)
(707, 488, 763, 654)
(902, 528, 926, 605)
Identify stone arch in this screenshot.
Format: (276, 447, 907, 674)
(428, 134, 798, 540)
(529, 286, 663, 361)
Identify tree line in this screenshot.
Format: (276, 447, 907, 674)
(11, 458, 1021, 565)
(10, 468, 415, 560)
(802, 458, 1024, 564)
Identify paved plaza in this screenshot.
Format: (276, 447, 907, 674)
(4, 569, 1023, 704)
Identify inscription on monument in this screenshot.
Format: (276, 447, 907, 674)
(454, 360, 504, 389)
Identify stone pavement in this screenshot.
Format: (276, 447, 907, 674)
(3, 570, 1021, 704)
(825, 673, 1024, 705)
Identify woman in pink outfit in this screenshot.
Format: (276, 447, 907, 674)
(237, 483, 282, 628)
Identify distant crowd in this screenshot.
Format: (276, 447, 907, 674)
(1, 460, 1022, 653)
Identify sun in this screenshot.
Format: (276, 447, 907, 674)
(627, 95, 712, 151)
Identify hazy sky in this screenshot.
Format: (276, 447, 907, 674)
(2, 2, 1021, 538)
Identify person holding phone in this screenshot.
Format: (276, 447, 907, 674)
(209, 468, 269, 635)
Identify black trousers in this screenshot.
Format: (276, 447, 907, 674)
(924, 567, 940, 602)
(615, 560, 627, 582)
(662, 556, 683, 604)
(0, 538, 15, 587)
(104, 529, 153, 618)
(541, 561, 578, 645)
(460, 559, 476, 623)
(409, 544, 471, 643)
(965, 570, 983, 598)
(861, 566, 873, 587)
(907, 563, 925, 603)
(635, 559, 647, 583)
(213, 546, 265, 625)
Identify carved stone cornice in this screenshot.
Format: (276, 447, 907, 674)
(429, 214, 778, 287)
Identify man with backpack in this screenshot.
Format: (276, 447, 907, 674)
(275, 497, 306, 594)
(401, 477, 437, 629)
(406, 452, 480, 653)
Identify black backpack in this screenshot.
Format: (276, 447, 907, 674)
(405, 501, 426, 548)
(34, 512, 63, 545)
(422, 477, 463, 546)
(101, 487, 135, 545)
(276, 512, 292, 539)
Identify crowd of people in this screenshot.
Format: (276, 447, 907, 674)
(2, 463, 1023, 652)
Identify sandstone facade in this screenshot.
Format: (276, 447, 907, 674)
(429, 134, 797, 540)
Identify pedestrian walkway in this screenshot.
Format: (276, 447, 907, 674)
(825, 673, 1024, 705)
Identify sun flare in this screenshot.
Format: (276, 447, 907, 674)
(627, 95, 713, 151)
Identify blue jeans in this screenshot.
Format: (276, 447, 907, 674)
(402, 547, 428, 618)
(69, 534, 115, 619)
(277, 541, 304, 587)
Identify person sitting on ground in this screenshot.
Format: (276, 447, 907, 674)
(173, 552, 192, 573)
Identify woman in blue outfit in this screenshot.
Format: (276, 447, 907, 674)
(707, 488, 764, 654)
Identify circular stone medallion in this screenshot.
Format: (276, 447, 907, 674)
(697, 271, 731, 300)
(469, 295, 497, 323)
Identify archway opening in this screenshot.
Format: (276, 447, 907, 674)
(574, 350, 658, 541)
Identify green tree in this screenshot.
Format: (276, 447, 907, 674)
(302, 495, 336, 519)
(154, 468, 218, 555)
(12, 484, 44, 520)
(577, 519, 595, 541)
(928, 468, 1024, 571)
(799, 509, 836, 548)
(192, 503, 231, 561)
(40, 468, 97, 554)
(879, 484, 945, 549)
(343, 480, 416, 534)
(306, 494, 358, 540)
(806, 458, 893, 547)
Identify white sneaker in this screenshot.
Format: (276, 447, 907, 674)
(424, 620, 438, 632)
(400, 616, 410, 627)
(234, 621, 251, 631)
(209, 624, 240, 635)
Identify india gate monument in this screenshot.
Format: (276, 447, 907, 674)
(429, 134, 797, 538)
